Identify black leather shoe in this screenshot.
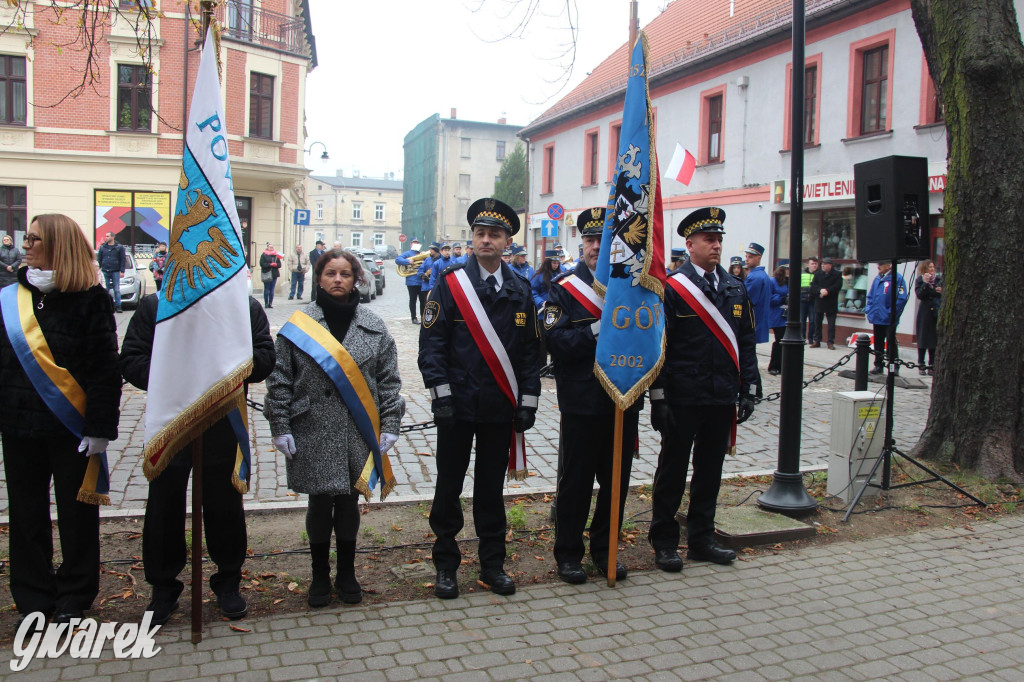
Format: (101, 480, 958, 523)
(146, 599, 179, 625)
(654, 548, 683, 572)
(434, 569, 459, 599)
(216, 591, 248, 619)
(869, 366, 884, 375)
(687, 541, 736, 565)
(479, 567, 516, 595)
(51, 609, 84, 624)
(591, 555, 627, 580)
(556, 562, 586, 584)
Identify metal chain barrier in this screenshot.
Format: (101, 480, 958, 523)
(246, 397, 435, 433)
(754, 348, 856, 404)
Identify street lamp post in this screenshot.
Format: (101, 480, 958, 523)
(304, 141, 330, 162)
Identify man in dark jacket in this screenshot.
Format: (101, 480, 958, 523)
(120, 293, 275, 624)
(418, 197, 541, 600)
(810, 256, 842, 348)
(308, 239, 326, 302)
(544, 207, 639, 584)
(649, 207, 758, 572)
(799, 257, 819, 342)
(97, 232, 126, 312)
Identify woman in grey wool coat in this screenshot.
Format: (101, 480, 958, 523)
(265, 249, 404, 607)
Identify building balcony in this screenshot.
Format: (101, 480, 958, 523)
(220, 1, 311, 60)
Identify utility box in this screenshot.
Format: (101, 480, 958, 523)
(828, 391, 886, 504)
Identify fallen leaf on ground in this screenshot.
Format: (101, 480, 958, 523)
(229, 624, 251, 632)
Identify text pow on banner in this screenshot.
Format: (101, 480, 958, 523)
(143, 27, 254, 492)
(593, 32, 666, 410)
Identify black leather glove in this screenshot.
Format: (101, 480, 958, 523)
(737, 397, 755, 425)
(432, 396, 456, 428)
(514, 407, 536, 433)
(650, 401, 676, 434)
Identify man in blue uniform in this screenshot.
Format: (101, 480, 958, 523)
(866, 262, 909, 374)
(649, 207, 758, 572)
(417, 241, 441, 319)
(395, 238, 423, 323)
(543, 207, 639, 583)
(428, 243, 455, 290)
(418, 198, 541, 600)
(451, 242, 463, 262)
(668, 247, 688, 273)
(510, 245, 534, 281)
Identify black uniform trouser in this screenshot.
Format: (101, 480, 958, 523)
(407, 285, 421, 319)
(2, 431, 100, 615)
(143, 418, 247, 603)
(872, 324, 899, 368)
(554, 412, 637, 564)
(418, 289, 430, 317)
(649, 403, 734, 550)
(430, 419, 513, 571)
(814, 305, 837, 344)
(768, 327, 786, 373)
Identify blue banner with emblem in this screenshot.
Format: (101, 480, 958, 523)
(593, 32, 667, 410)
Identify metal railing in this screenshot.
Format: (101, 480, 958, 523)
(220, 0, 310, 59)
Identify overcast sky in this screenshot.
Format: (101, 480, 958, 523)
(303, 0, 664, 179)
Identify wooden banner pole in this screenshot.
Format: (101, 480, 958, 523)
(607, 408, 624, 587)
(191, 435, 204, 644)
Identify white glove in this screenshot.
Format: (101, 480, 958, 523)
(273, 434, 296, 460)
(77, 437, 109, 457)
(379, 433, 399, 454)
(590, 320, 601, 337)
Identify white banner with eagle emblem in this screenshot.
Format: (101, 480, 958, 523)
(143, 27, 253, 487)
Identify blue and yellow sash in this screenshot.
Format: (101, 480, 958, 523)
(0, 283, 110, 505)
(278, 310, 397, 501)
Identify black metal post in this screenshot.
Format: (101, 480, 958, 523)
(758, 0, 817, 515)
(854, 333, 871, 391)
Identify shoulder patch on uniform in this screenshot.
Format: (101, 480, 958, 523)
(441, 262, 467, 277)
(543, 305, 562, 329)
(423, 300, 440, 328)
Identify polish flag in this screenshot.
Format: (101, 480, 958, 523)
(664, 143, 697, 185)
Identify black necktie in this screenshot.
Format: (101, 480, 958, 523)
(485, 275, 498, 301)
(704, 271, 717, 298)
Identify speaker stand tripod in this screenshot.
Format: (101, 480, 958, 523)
(843, 259, 986, 522)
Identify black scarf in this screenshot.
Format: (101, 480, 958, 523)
(315, 286, 359, 342)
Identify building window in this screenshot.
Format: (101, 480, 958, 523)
(0, 185, 27, 241)
(374, 203, 385, 221)
(860, 46, 888, 134)
(0, 55, 27, 126)
(783, 56, 822, 150)
(352, 203, 362, 220)
(351, 232, 362, 248)
(803, 66, 817, 146)
(458, 174, 471, 198)
(583, 128, 599, 186)
(373, 232, 384, 247)
(316, 201, 323, 220)
(542, 143, 555, 194)
(249, 72, 274, 139)
(706, 95, 723, 163)
(496, 140, 506, 161)
(227, 0, 253, 40)
(607, 120, 622, 182)
(460, 137, 471, 158)
(116, 64, 152, 131)
(920, 58, 945, 126)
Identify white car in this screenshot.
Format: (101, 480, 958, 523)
(117, 252, 147, 309)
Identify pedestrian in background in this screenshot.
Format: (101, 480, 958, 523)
(266, 249, 404, 607)
(531, 251, 563, 309)
(0, 214, 121, 624)
(509, 245, 534, 281)
(742, 243, 770, 397)
(149, 241, 168, 292)
(259, 242, 282, 308)
(97, 231, 126, 313)
(0, 233, 22, 286)
(800, 257, 819, 342)
(120, 292, 275, 624)
(417, 242, 441, 318)
(811, 257, 842, 349)
(287, 244, 310, 301)
(915, 259, 942, 375)
(308, 239, 326, 302)
(766, 263, 789, 375)
(727, 255, 745, 280)
(428, 243, 455, 290)
(867, 262, 909, 375)
(395, 238, 423, 323)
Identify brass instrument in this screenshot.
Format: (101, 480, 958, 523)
(396, 250, 429, 277)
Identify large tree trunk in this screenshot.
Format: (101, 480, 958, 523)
(909, 0, 1024, 480)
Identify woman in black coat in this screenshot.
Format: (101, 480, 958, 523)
(915, 259, 942, 375)
(259, 243, 282, 308)
(0, 214, 121, 624)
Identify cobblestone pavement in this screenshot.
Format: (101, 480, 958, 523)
(12, 514, 1024, 679)
(0, 269, 933, 514)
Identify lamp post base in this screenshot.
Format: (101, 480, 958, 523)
(757, 471, 818, 516)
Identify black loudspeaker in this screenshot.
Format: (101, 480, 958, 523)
(853, 155, 931, 264)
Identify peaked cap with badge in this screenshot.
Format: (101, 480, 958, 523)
(467, 197, 520, 236)
(677, 206, 727, 238)
(576, 207, 607, 237)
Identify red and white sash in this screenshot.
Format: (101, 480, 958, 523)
(446, 268, 528, 479)
(666, 271, 741, 453)
(559, 274, 604, 318)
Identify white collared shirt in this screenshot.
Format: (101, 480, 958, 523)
(479, 261, 504, 291)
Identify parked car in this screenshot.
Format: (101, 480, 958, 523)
(348, 247, 385, 296)
(355, 262, 373, 302)
(116, 252, 147, 309)
(375, 245, 398, 260)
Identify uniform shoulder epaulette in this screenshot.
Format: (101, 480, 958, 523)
(551, 270, 572, 284)
(441, 261, 467, 277)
